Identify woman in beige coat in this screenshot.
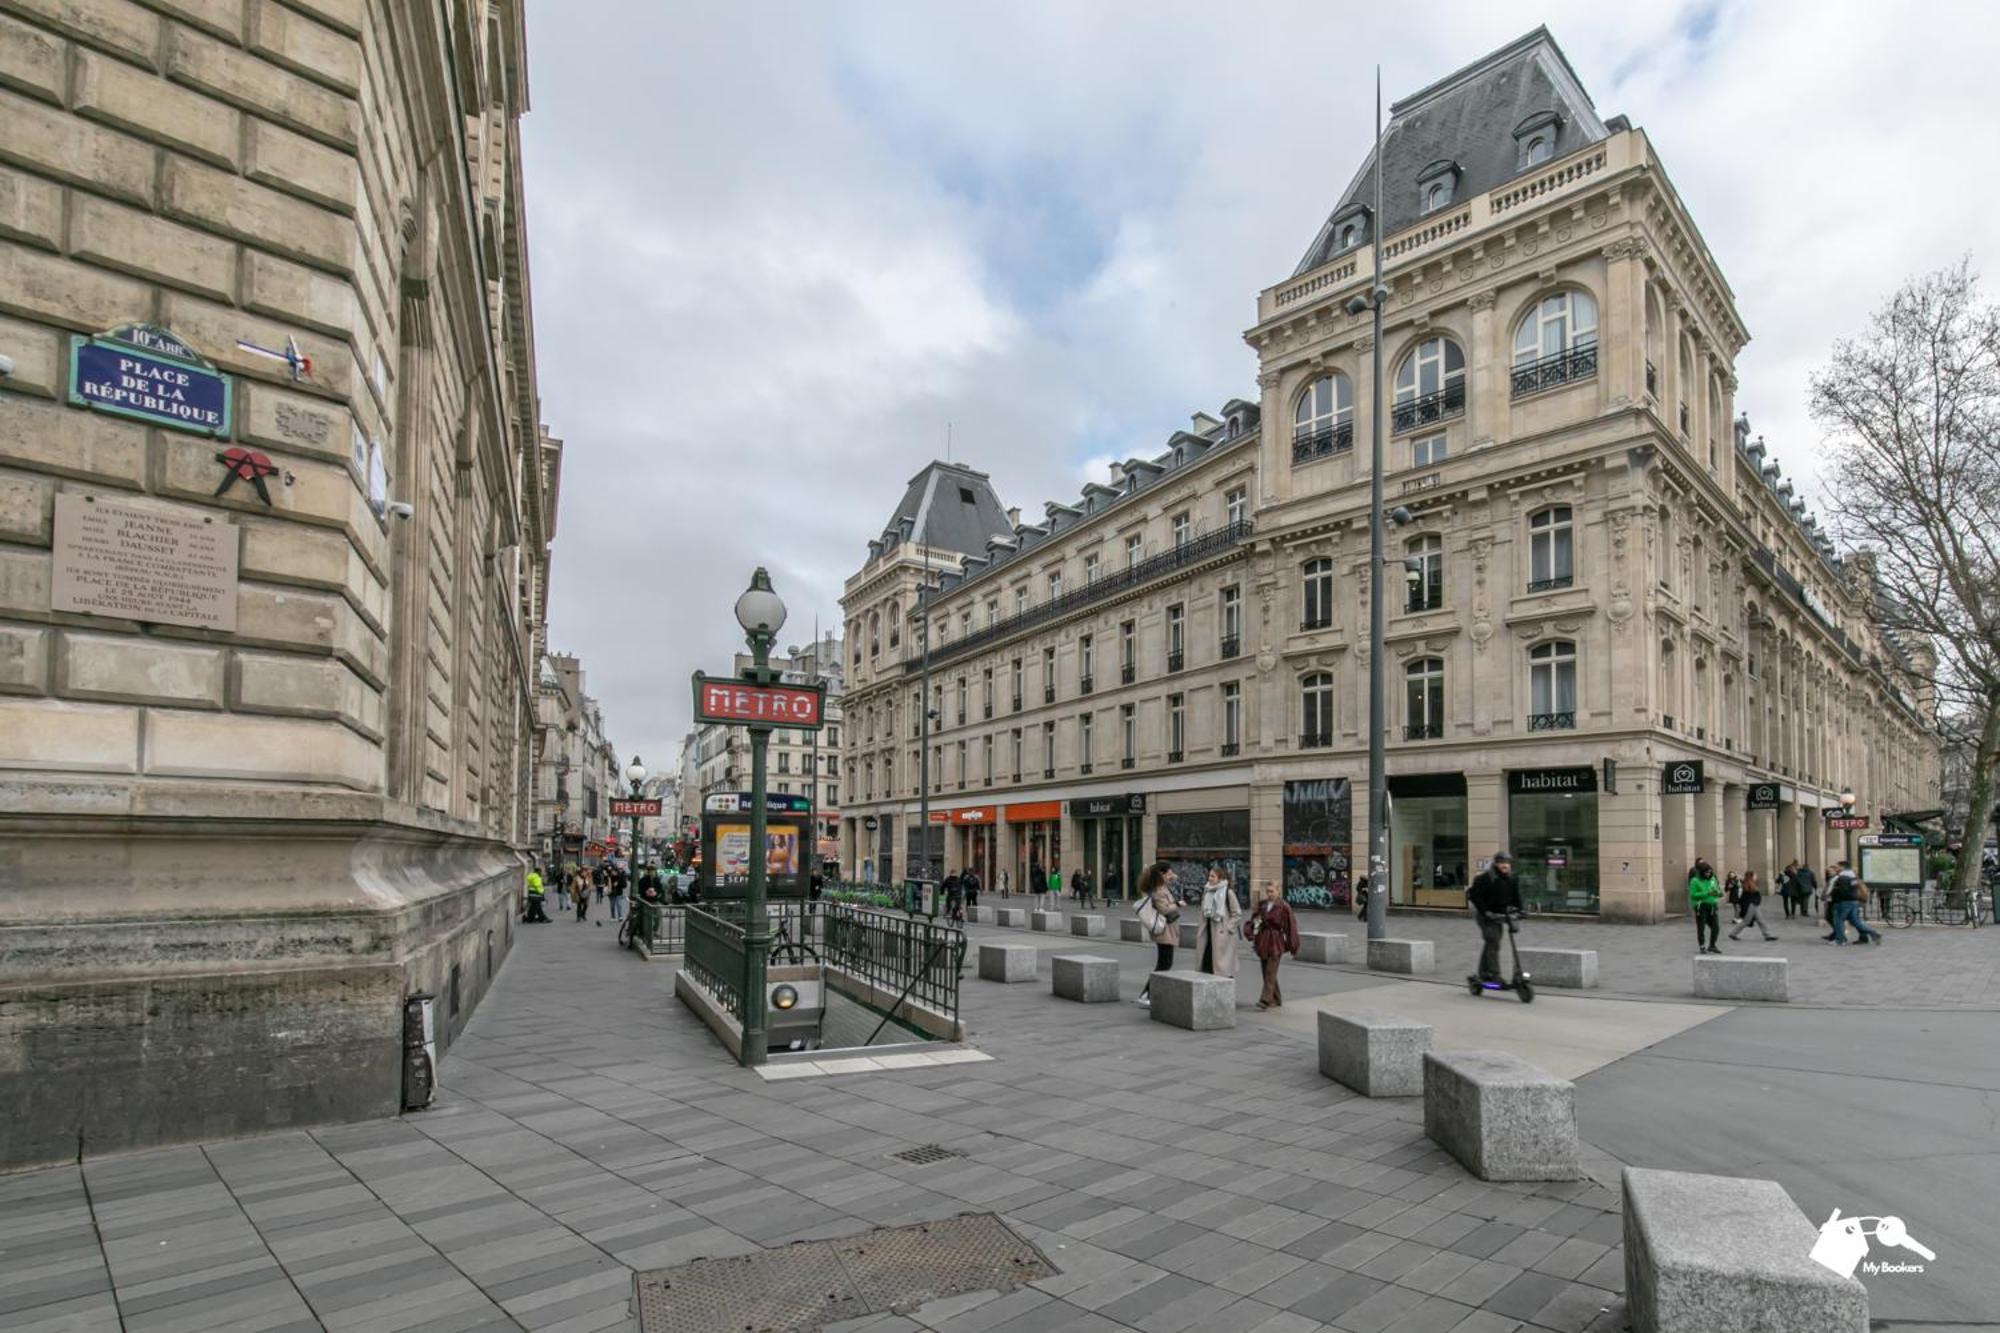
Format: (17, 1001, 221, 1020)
(1194, 866, 1241, 977)
(1135, 861, 1181, 1008)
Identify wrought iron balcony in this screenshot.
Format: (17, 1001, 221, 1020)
(1406, 590, 1441, 614)
(1012, 772, 1022, 783)
(1121, 663, 1135, 684)
(1298, 730, 1332, 749)
(1291, 419, 1354, 464)
(1511, 343, 1598, 398)
(1220, 741, 1239, 757)
(912, 518, 1255, 671)
(1528, 711, 1577, 731)
(1011, 695, 1022, 712)
(1043, 686, 1054, 704)
(1043, 767, 1054, 780)
(1167, 750, 1184, 764)
(1080, 675, 1094, 695)
(1080, 762, 1093, 775)
(1121, 756, 1135, 770)
(1300, 615, 1332, 632)
(1404, 722, 1443, 741)
(956, 780, 965, 791)
(1392, 380, 1466, 434)
(1167, 651, 1184, 673)
(956, 710, 965, 726)
(1220, 635, 1240, 660)
(1663, 714, 1676, 731)
(1526, 574, 1574, 593)
(983, 703, 992, 719)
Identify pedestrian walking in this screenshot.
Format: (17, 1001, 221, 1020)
(1071, 865, 1093, 908)
(1194, 866, 1241, 978)
(1689, 859, 1722, 953)
(999, 868, 1011, 898)
(1777, 860, 1800, 918)
(1102, 864, 1121, 903)
(1728, 871, 1778, 941)
(1134, 862, 1181, 1008)
(1245, 881, 1301, 1009)
(1047, 865, 1062, 898)
(1028, 861, 1044, 899)
(523, 869, 550, 924)
(1794, 861, 1820, 917)
(572, 872, 590, 923)
(1826, 863, 1880, 945)
(1724, 872, 1743, 921)
(962, 867, 980, 911)
(1467, 854, 1522, 982)
(1352, 874, 1370, 921)
(609, 868, 627, 921)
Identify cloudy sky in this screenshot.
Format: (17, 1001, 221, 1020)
(521, 0, 2000, 770)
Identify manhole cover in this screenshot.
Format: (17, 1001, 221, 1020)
(635, 1213, 1055, 1333)
(889, 1144, 967, 1165)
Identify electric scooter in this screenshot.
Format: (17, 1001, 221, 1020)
(1466, 911, 1534, 1003)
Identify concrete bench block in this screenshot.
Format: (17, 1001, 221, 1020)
(1031, 910, 1064, 932)
(1069, 913, 1105, 937)
(1147, 972, 1235, 1031)
(1297, 932, 1349, 964)
(1051, 954, 1119, 1003)
(1318, 1007, 1431, 1097)
(1693, 954, 1787, 1001)
(969, 905, 994, 925)
(1119, 917, 1146, 943)
(976, 942, 1037, 983)
(1623, 1167, 1868, 1333)
(1423, 1050, 1579, 1181)
(1366, 938, 1435, 974)
(1516, 947, 1598, 988)
(994, 907, 1026, 928)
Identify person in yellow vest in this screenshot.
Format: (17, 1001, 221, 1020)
(523, 869, 549, 923)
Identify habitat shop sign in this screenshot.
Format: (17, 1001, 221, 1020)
(1747, 782, 1781, 810)
(1661, 759, 1706, 795)
(691, 671, 824, 728)
(69, 324, 231, 437)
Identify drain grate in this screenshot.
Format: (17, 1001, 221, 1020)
(890, 1143, 968, 1166)
(635, 1212, 1055, 1333)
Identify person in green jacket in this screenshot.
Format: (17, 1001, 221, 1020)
(1047, 866, 1063, 897)
(523, 869, 549, 924)
(1688, 859, 1722, 954)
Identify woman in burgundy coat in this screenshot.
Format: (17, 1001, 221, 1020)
(1245, 881, 1301, 1009)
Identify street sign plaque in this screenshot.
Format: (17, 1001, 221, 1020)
(692, 672, 824, 728)
(1824, 813, 1869, 830)
(609, 797, 661, 818)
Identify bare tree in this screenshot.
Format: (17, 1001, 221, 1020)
(1810, 260, 2000, 896)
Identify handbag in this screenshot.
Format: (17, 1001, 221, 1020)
(1135, 897, 1162, 935)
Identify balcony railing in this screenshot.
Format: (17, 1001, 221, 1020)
(983, 702, 992, 719)
(1291, 420, 1354, 464)
(1300, 615, 1332, 632)
(1121, 756, 1135, 770)
(912, 519, 1255, 670)
(956, 710, 965, 725)
(1043, 686, 1054, 704)
(1121, 663, 1135, 684)
(1011, 771, 1022, 783)
(1220, 741, 1240, 757)
(1528, 711, 1577, 731)
(1404, 722, 1443, 741)
(1220, 635, 1240, 660)
(1011, 695, 1022, 712)
(1080, 761, 1093, 775)
(1406, 592, 1441, 614)
(1663, 713, 1676, 731)
(1080, 675, 1094, 694)
(1526, 574, 1574, 593)
(1043, 767, 1053, 780)
(1299, 730, 1332, 749)
(1511, 343, 1598, 398)
(1167, 651, 1184, 673)
(1392, 379, 1466, 433)
(1167, 749, 1184, 764)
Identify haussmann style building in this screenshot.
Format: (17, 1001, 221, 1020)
(836, 27, 1939, 922)
(0, 0, 557, 1170)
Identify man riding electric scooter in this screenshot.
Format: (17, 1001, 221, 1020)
(1466, 851, 1533, 1002)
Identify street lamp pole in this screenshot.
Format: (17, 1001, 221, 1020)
(1360, 68, 1390, 942)
(735, 568, 787, 1067)
(626, 755, 647, 877)
(917, 543, 935, 892)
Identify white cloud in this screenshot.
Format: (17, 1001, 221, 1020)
(522, 0, 2000, 766)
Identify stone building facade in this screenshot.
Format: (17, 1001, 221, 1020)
(837, 28, 1939, 920)
(531, 651, 621, 864)
(0, 0, 556, 1169)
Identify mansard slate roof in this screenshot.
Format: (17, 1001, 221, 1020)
(1295, 27, 1612, 276)
(873, 461, 1014, 558)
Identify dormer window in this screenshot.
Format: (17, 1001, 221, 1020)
(1513, 111, 1564, 169)
(1416, 161, 1458, 215)
(1327, 204, 1370, 256)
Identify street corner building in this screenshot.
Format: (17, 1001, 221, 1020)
(837, 27, 1941, 923)
(0, 2, 559, 1170)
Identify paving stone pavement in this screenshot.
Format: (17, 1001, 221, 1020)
(2, 910, 1749, 1333)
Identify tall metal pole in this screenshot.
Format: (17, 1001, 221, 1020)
(807, 618, 818, 887)
(1365, 66, 1390, 943)
(743, 630, 774, 1067)
(918, 543, 933, 887)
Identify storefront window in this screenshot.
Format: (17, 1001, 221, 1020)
(1283, 778, 1352, 910)
(1158, 810, 1251, 907)
(1388, 774, 1467, 906)
(1506, 768, 1600, 912)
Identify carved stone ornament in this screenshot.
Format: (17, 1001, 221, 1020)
(1352, 335, 1374, 353)
(1469, 290, 1499, 311)
(1258, 643, 1277, 674)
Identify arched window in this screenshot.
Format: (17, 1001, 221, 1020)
(1292, 373, 1354, 462)
(1512, 290, 1599, 391)
(1659, 637, 1678, 726)
(1406, 533, 1443, 612)
(1337, 220, 1363, 252)
(1423, 180, 1451, 213)
(886, 600, 901, 648)
(1708, 371, 1727, 469)
(1524, 135, 1552, 166)
(1644, 286, 1664, 398)
(1301, 672, 1334, 746)
(1527, 506, 1574, 590)
(1301, 558, 1335, 630)
(1405, 658, 1444, 738)
(869, 610, 881, 656)
(1677, 335, 1694, 436)
(1392, 336, 1466, 431)
(1528, 641, 1577, 728)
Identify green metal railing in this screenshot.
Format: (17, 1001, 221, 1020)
(822, 903, 966, 1020)
(684, 907, 748, 1019)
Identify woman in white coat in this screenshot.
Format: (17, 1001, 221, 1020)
(1194, 866, 1241, 978)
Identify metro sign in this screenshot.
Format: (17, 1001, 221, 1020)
(691, 672, 825, 729)
(609, 797, 661, 818)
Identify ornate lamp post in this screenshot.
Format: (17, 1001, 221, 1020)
(1839, 785, 1858, 882)
(625, 755, 647, 871)
(734, 567, 787, 1066)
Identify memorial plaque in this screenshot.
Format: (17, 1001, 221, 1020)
(52, 493, 239, 631)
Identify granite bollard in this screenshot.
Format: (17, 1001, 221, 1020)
(1147, 972, 1235, 1030)
(1119, 918, 1146, 943)
(1317, 1008, 1431, 1097)
(1031, 910, 1064, 933)
(1069, 913, 1105, 937)
(1367, 938, 1435, 974)
(1051, 954, 1119, 1003)
(976, 942, 1037, 983)
(1297, 932, 1349, 964)
(1423, 1050, 1578, 1181)
(994, 907, 1027, 928)
(1693, 954, 1787, 1001)
(1515, 947, 1597, 988)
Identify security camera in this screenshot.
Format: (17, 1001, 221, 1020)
(1389, 506, 1415, 526)
(0, 352, 14, 377)
(387, 500, 414, 519)
(1345, 295, 1369, 316)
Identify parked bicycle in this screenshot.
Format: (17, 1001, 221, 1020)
(1888, 889, 1985, 929)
